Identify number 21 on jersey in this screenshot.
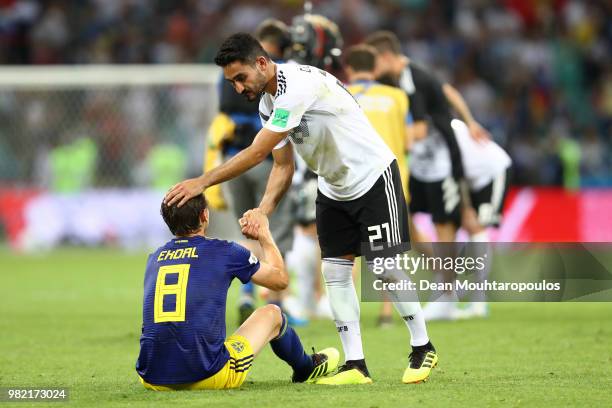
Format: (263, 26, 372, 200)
(368, 222, 391, 251)
(153, 264, 190, 323)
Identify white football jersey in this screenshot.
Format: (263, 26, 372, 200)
(259, 63, 395, 201)
(451, 119, 512, 191)
(409, 131, 453, 182)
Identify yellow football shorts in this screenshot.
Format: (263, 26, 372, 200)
(140, 334, 254, 390)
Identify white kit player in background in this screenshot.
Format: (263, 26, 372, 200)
(416, 118, 512, 320)
(451, 119, 512, 319)
(166, 33, 439, 385)
(452, 119, 511, 227)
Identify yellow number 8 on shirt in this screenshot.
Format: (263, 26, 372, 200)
(154, 264, 190, 323)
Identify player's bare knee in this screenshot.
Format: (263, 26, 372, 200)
(271, 304, 284, 331)
(256, 303, 282, 326)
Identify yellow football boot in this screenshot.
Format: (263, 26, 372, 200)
(293, 347, 340, 383)
(402, 345, 438, 384)
(315, 362, 373, 385)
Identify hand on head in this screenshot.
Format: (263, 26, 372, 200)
(164, 178, 205, 207)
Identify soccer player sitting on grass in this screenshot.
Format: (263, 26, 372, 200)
(136, 194, 339, 390)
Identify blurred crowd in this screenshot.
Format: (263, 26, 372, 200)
(0, 0, 610, 187)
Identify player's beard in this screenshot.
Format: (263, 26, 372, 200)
(242, 71, 267, 101)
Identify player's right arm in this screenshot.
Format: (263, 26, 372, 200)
(442, 83, 490, 143)
(240, 209, 288, 291)
(165, 127, 288, 207)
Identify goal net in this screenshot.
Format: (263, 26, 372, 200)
(0, 65, 224, 249)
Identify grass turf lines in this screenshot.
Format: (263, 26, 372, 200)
(1, 248, 611, 407)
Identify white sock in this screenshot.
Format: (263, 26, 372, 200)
(372, 262, 430, 347)
(291, 232, 318, 314)
(395, 305, 429, 346)
(470, 230, 490, 302)
(322, 258, 364, 361)
(336, 321, 363, 360)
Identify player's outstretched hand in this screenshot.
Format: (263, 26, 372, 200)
(164, 177, 205, 207)
(467, 120, 491, 144)
(239, 209, 270, 241)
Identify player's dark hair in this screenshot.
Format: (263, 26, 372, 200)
(255, 19, 292, 55)
(365, 30, 402, 55)
(214, 32, 270, 67)
(344, 44, 378, 72)
(161, 194, 208, 236)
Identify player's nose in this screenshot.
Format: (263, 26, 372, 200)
(235, 82, 244, 93)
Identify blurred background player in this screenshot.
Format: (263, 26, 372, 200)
(136, 194, 339, 390)
(366, 31, 508, 320)
(344, 44, 412, 327)
(446, 118, 512, 319)
(206, 19, 295, 325)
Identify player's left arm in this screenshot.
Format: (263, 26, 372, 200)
(442, 83, 490, 142)
(165, 127, 288, 207)
(258, 142, 294, 216)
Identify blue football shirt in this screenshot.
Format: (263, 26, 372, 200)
(136, 236, 260, 384)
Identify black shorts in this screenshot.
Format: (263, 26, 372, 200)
(409, 175, 461, 225)
(316, 160, 410, 259)
(469, 168, 511, 228)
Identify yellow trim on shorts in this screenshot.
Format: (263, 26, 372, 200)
(140, 334, 254, 390)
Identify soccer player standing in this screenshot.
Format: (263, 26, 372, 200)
(136, 195, 338, 389)
(165, 33, 437, 385)
(344, 44, 412, 327)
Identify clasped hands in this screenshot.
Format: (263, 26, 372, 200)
(239, 208, 270, 240)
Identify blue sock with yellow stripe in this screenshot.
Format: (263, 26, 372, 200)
(270, 313, 313, 377)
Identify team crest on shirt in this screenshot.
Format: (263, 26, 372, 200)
(249, 253, 258, 264)
(230, 341, 244, 353)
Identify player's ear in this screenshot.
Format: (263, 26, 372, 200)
(255, 56, 268, 72)
(200, 208, 209, 224)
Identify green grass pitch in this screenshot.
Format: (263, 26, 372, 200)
(1, 248, 611, 407)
